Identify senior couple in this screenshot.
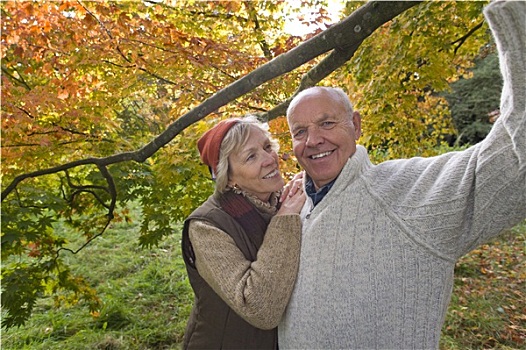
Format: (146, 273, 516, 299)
(181, 1, 526, 349)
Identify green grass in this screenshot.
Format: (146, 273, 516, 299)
(440, 221, 526, 350)
(2, 202, 193, 350)
(2, 204, 525, 349)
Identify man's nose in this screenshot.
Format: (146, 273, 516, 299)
(305, 127, 323, 147)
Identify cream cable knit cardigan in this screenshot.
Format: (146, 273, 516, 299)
(279, 1, 526, 349)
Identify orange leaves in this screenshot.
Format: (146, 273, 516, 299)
(27, 242, 41, 257)
(269, 117, 298, 179)
(214, 1, 242, 13)
(3, 31, 20, 47)
(117, 12, 130, 30)
(82, 12, 98, 29)
(57, 88, 69, 100)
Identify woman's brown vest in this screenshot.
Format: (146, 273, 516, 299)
(181, 192, 277, 349)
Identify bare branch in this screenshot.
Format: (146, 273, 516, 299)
(56, 218, 112, 256)
(64, 170, 111, 210)
(451, 20, 485, 55)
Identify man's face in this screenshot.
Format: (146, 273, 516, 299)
(288, 89, 361, 190)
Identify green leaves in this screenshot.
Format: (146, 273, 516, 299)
(1, 262, 46, 329)
(137, 124, 213, 248)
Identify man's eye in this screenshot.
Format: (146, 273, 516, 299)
(293, 129, 306, 139)
(321, 121, 336, 129)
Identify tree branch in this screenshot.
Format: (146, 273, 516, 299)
(243, 1, 273, 60)
(451, 20, 485, 55)
(1, 65, 32, 90)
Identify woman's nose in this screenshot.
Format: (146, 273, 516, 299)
(262, 151, 276, 167)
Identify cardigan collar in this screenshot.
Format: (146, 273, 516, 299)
(305, 145, 371, 208)
(333, 145, 371, 190)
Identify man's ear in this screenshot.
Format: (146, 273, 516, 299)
(352, 111, 362, 139)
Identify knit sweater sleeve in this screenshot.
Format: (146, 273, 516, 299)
(485, 0, 526, 161)
(371, 1, 526, 260)
(188, 214, 302, 329)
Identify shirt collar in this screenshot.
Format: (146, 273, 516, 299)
(305, 176, 337, 206)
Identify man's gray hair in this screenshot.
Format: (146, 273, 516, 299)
(287, 86, 354, 120)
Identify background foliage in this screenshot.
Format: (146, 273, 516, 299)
(444, 51, 502, 146)
(3, 0, 522, 340)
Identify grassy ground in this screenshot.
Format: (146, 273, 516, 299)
(440, 221, 526, 349)
(2, 205, 525, 349)
(2, 203, 193, 350)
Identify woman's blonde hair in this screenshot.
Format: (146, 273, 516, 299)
(214, 115, 279, 194)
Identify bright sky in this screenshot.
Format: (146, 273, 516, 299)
(284, 0, 345, 35)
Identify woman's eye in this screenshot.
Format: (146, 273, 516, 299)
(264, 144, 273, 152)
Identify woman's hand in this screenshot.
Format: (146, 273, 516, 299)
(280, 171, 304, 202)
(278, 172, 306, 215)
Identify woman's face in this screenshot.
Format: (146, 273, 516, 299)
(227, 127, 284, 202)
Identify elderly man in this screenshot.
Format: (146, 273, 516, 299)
(279, 1, 526, 349)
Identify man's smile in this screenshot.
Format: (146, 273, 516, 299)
(309, 151, 333, 160)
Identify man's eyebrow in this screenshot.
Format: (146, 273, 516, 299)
(318, 114, 333, 122)
(290, 124, 304, 133)
(291, 114, 333, 132)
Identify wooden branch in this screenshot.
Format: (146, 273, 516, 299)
(56, 217, 112, 256)
(260, 41, 362, 122)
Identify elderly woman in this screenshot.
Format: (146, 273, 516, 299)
(181, 115, 305, 349)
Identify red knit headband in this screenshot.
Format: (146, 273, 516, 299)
(197, 119, 239, 178)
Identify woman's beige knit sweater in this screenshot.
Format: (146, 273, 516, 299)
(279, 1, 526, 349)
(189, 192, 302, 330)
